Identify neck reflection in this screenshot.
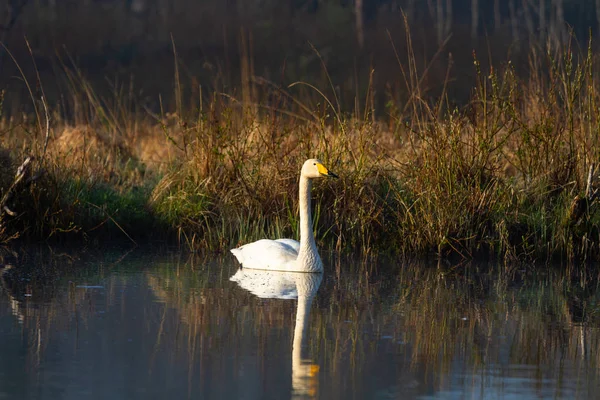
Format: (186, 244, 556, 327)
(230, 269, 322, 399)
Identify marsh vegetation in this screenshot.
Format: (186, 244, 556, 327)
(2, 2, 600, 263)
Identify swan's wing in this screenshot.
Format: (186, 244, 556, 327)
(230, 269, 298, 299)
(275, 239, 300, 254)
(230, 239, 298, 270)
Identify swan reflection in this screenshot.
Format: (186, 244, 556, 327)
(230, 269, 322, 399)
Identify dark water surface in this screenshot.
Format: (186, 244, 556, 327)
(0, 248, 599, 399)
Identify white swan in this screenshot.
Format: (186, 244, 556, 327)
(230, 269, 322, 398)
(230, 159, 338, 273)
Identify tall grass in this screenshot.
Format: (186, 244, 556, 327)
(2, 26, 600, 262)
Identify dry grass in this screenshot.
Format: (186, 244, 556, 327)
(2, 23, 600, 262)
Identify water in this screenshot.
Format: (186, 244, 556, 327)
(0, 248, 599, 399)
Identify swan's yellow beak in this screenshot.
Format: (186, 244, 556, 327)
(317, 163, 339, 178)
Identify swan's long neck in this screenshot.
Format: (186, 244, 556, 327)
(297, 175, 323, 272)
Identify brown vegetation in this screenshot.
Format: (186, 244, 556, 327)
(1, 12, 600, 262)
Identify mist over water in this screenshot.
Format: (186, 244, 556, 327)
(0, 247, 598, 399)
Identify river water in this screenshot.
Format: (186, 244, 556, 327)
(0, 247, 598, 399)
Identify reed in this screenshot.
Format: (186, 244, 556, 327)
(2, 27, 600, 262)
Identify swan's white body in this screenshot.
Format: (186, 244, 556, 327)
(230, 159, 337, 273)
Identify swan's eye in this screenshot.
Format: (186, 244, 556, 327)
(313, 163, 316, 165)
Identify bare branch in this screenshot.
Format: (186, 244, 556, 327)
(0, 156, 42, 220)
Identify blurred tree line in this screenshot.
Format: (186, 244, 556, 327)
(1, 0, 600, 111)
(3, 0, 594, 45)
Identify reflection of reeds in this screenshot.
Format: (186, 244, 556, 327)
(392, 263, 600, 387)
(0, 247, 147, 369)
(1, 252, 600, 395)
(143, 256, 600, 396)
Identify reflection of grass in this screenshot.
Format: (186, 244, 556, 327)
(143, 256, 600, 395)
(0, 247, 134, 369)
(390, 263, 600, 381)
(2, 252, 600, 395)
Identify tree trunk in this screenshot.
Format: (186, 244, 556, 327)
(523, 0, 535, 39)
(130, 0, 146, 14)
(436, 0, 444, 45)
(406, 0, 415, 21)
(494, 0, 501, 32)
(47, 0, 56, 22)
(539, 0, 546, 40)
(158, 0, 170, 43)
(471, 0, 478, 41)
(445, 0, 452, 38)
(355, 0, 364, 49)
(553, 0, 564, 42)
(509, 0, 519, 49)
(597, 0, 600, 37)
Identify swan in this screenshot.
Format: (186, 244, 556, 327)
(230, 159, 338, 273)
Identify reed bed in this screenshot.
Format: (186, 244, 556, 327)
(2, 30, 600, 262)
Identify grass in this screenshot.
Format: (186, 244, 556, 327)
(2, 25, 600, 263)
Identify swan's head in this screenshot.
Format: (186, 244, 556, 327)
(301, 159, 338, 180)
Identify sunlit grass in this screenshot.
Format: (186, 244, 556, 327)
(2, 26, 600, 262)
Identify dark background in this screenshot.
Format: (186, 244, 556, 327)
(1, 0, 598, 115)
